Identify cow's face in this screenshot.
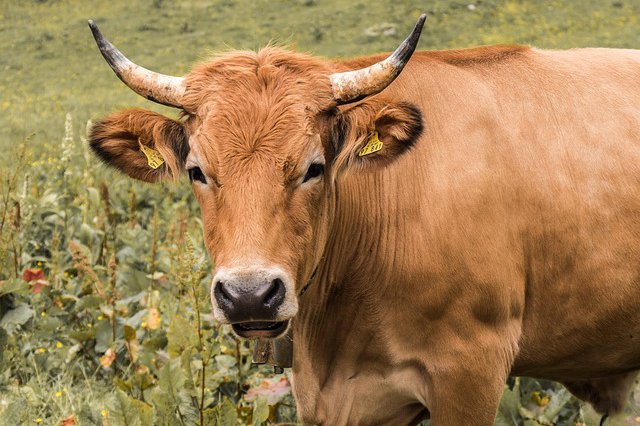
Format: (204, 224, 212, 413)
(87, 18, 424, 338)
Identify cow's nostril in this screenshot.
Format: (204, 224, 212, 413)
(214, 281, 232, 307)
(263, 278, 285, 308)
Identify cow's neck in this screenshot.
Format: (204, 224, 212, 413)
(294, 174, 388, 369)
(292, 270, 396, 423)
(290, 173, 428, 424)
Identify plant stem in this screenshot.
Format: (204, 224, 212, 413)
(192, 284, 206, 426)
(0, 138, 28, 237)
(234, 336, 242, 402)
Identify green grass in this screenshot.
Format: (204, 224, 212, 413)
(2, 0, 640, 424)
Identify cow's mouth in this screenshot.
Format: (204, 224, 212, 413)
(231, 320, 289, 338)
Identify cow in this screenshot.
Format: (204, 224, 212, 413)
(87, 15, 640, 425)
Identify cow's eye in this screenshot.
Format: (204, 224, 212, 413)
(188, 167, 207, 184)
(303, 163, 324, 183)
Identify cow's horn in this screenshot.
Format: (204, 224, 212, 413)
(330, 14, 426, 105)
(88, 20, 186, 108)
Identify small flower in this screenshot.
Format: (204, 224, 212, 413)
(245, 377, 291, 405)
(97, 315, 103, 321)
(40, 311, 46, 317)
(61, 414, 76, 425)
(35, 418, 42, 424)
(147, 308, 161, 329)
(55, 391, 62, 398)
(531, 391, 550, 407)
(22, 268, 45, 282)
(31, 279, 49, 294)
(36, 347, 46, 353)
(56, 341, 63, 348)
(101, 409, 107, 418)
(100, 348, 116, 369)
(135, 365, 150, 375)
(141, 322, 147, 328)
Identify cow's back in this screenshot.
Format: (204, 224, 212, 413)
(333, 46, 640, 380)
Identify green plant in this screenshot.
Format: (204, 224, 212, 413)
(0, 116, 295, 425)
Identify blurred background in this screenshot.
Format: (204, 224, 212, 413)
(1, 1, 640, 425)
(3, 0, 640, 156)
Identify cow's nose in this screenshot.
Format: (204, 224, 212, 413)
(213, 273, 287, 323)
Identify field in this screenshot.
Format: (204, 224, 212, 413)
(1, 0, 640, 424)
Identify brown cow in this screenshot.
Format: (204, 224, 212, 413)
(88, 15, 640, 425)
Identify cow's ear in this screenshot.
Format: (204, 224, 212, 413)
(89, 108, 189, 182)
(333, 101, 423, 172)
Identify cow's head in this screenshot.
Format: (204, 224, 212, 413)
(88, 16, 425, 338)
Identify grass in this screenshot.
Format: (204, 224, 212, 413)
(1, 0, 640, 424)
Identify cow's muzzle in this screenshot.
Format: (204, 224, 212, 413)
(211, 266, 296, 338)
(214, 277, 285, 321)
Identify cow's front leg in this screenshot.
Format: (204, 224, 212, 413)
(426, 343, 515, 426)
(428, 369, 506, 425)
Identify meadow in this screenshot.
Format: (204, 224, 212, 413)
(1, 0, 640, 424)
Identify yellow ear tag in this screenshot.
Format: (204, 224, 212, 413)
(139, 142, 165, 169)
(358, 130, 383, 157)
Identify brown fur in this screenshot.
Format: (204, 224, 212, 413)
(90, 43, 640, 425)
(338, 44, 528, 71)
(334, 100, 423, 173)
(89, 108, 188, 182)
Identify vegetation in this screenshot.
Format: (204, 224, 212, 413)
(1, 0, 640, 424)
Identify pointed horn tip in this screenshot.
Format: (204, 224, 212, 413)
(87, 19, 102, 42)
(330, 14, 427, 105)
(415, 14, 427, 33)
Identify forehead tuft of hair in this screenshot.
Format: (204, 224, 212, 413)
(183, 47, 336, 113)
(182, 47, 337, 169)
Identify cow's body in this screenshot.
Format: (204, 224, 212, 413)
(88, 17, 640, 424)
(292, 46, 640, 424)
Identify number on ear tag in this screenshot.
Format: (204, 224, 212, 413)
(358, 131, 383, 157)
(139, 143, 165, 169)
